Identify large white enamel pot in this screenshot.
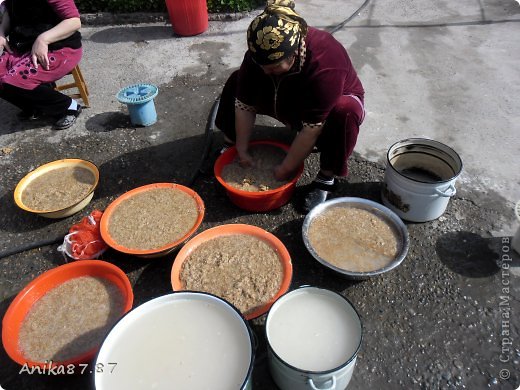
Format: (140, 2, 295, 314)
(94, 292, 254, 390)
(266, 287, 362, 390)
(382, 138, 463, 222)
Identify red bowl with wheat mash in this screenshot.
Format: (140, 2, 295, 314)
(100, 183, 205, 258)
(171, 224, 293, 320)
(214, 140, 303, 212)
(2, 260, 133, 369)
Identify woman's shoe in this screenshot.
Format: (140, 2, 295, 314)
(17, 110, 42, 121)
(54, 106, 82, 130)
(302, 180, 337, 213)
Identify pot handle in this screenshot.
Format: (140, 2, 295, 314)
(308, 376, 337, 390)
(436, 184, 456, 197)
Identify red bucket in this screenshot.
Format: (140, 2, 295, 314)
(214, 140, 304, 212)
(165, 0, 208, 36)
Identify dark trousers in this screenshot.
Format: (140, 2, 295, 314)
(215, 71, 364, 177)
(0, 82, 71, 117)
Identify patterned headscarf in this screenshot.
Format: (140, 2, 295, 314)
(247, 0, 308, 65)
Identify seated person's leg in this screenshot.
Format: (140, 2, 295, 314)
(303, 95, 364, 212)
(0, 52, 36, 115)
(1, 81, 79, 127)
(1, 48, 82, 128)
(33, 84, 82, 129)
(0, 83, 35, 115)
(317, 95, 363, 178)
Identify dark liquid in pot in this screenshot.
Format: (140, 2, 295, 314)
(399, 167, 443, 183)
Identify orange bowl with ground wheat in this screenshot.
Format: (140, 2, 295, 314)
(2, 260, 133, 369)
(171, 224, 293, 320)
(214, 140, 304, 212)
(100, 183, 205, 258)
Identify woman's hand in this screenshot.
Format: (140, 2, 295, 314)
(275, 124, 323, 181)
(28, 17, 81, 70)
(235, 108, 256, 167)
(31, 37, 50, 70)
(237, 151, 254, 168)
(274, 164, 292, 181)
(0, 35, 11, 54)
(0, 11, 11, 54)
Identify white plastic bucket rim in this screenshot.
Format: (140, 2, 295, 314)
(94, 291, 255, 390)
(387, 137, 463, 185)
(266, 286, 363, 375)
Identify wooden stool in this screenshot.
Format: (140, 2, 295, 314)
(55, 65, 90, 107)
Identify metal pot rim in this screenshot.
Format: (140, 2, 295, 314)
(302, 197, 410, 279)
(386, 137, 463, 184)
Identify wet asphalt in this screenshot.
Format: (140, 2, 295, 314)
(0, 71, 519, 389)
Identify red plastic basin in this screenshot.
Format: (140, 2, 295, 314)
(214, 140, 303, 212)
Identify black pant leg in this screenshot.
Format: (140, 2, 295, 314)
(215, 70, 239, 141)
(0, 83, 71, 117)
(0, 83, 32, 111)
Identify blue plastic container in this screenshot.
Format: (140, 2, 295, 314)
(116, 84, 159, 126)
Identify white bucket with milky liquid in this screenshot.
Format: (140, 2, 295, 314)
(266, 287, 362, 390)
(94, 292, 254, 390)
(382, 138, 463, 222)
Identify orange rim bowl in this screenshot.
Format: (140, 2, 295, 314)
(2, 260, 133, 368)
(171, 223, 293, 320)
(214, 140, 304, 212)
(100, 183, 205, 258)
(13, 159, 100, 218)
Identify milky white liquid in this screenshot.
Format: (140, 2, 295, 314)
(267, 290, 361, 372)
(95, 295, 251, 390)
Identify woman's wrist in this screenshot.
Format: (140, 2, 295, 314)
(36, 33, 51, 46)
(235, 136, 250, 154)
(274, 163, 294, 181)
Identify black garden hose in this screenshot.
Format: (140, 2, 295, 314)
(328, 0, 371, 34)
(0, 233, 65, 260)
